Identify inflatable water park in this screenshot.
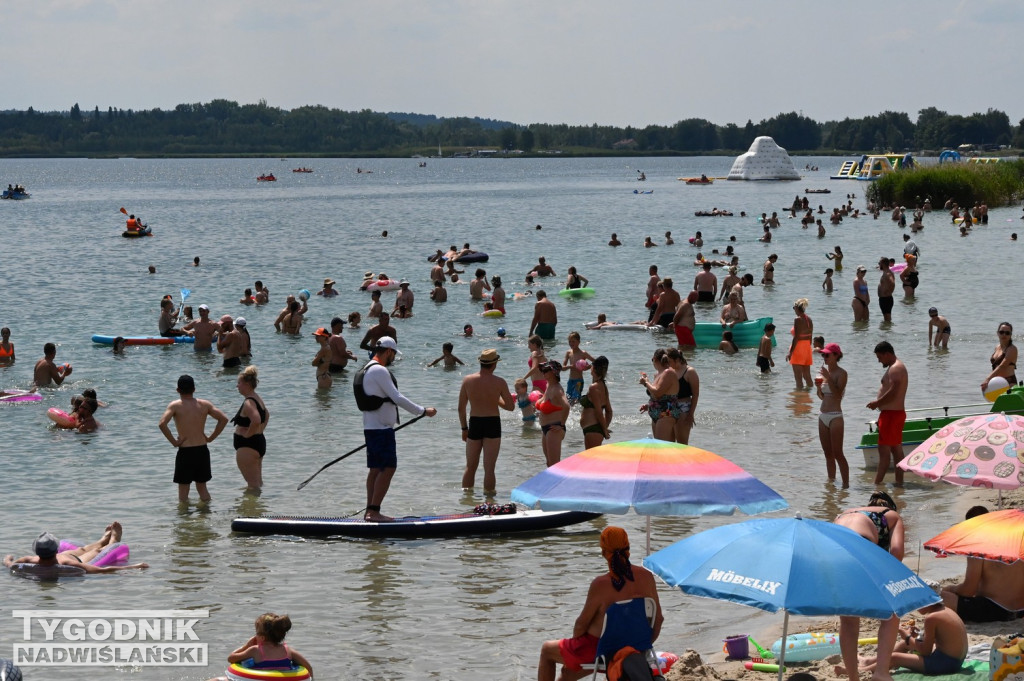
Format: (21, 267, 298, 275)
(726, 137, 800, 181)
(829, 153, 915, 180)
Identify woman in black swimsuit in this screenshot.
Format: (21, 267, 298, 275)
(900, 254, 919, 297)
(984, 322, 1018, 393)
(667, 348, 699, 445)
(232, 366, 269, 491)
(835, 491, 905, 681)
(579, 356, 612, 449)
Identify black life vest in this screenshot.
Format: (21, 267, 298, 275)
(353, 360, 397, 411)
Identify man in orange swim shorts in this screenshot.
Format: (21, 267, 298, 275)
(867, 341, 908, 486)
(536, 527, 663, 681)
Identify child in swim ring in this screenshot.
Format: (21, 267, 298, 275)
(226, 613, 313, 676)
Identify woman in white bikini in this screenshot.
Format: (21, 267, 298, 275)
(816, 342, 848, 487)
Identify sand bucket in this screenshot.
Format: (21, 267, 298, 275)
(723, 634, 749, 659)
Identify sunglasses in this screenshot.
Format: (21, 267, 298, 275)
(999, 330, 1012, 336)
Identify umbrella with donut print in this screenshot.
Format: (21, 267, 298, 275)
(897, 412, 1024, 507)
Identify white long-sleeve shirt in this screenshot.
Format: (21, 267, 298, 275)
(360, 361, 424, 430)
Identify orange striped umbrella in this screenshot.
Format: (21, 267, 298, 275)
(924, 509, 1024, 563)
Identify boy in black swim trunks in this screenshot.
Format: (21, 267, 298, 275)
(158, 375, 229, 503)
(756, 324, 776, 373)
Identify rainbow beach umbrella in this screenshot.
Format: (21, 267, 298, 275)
(511, 438, 788, 552)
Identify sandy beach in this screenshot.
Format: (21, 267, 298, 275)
(664, 487, 1024, 681)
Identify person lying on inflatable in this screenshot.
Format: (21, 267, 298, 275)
(4, 522, 148, 573)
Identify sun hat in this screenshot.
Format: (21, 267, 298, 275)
(323, 278, 335, 286)
(234, 317, 246, 327)
(364, 271, 374, 278)
(478, 349, 500, 364)
(33, 532, 59, 558)
(399, 279, 409, 286)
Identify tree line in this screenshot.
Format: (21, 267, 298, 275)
(0, 99, 1021, 157)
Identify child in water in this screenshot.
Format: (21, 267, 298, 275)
(562, 331, 594, 403)
(823, 268, 834, 292)
(719, 330, 739, 355)
(513, 378, 537, 422)
(756, 324, 776, 373)
(428, 342, 464, 368)
(225, 613, 313, 676)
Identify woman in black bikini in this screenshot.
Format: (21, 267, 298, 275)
(579, 356, 612, 449)
(232, 366, 269, 491)
(983, 322, 1018, 393)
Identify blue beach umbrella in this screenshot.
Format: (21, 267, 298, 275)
(643, 515, 939, 681)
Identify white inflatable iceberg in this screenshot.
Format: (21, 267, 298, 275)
(727, 136, 800, 181)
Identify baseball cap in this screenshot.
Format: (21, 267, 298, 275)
(330, 317, 344, 327)
(234, 317, 246, 327)
(856, 265, 867, 272)
(375, 336, 401, 354)
(822, 342, 842, 356)
(198, 304, 210, 312)
(539, 360, 562, 373)
(313, 327, 330, 337)
(33, 532, 59, 558)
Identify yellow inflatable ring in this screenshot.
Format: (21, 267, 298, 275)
(225, 662, 312, 680)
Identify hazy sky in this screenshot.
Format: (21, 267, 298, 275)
(4, 0, 1022, 127)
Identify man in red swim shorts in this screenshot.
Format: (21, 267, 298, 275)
(867, 341, 908, 486)
(537, 527, 664, 681)
(672, 291, 698, 350)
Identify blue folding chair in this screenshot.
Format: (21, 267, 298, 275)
(585, 597, 662, 680)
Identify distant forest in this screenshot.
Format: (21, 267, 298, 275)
(0, 99, 1022, 157)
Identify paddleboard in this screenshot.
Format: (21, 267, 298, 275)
(231, 509, 600, 539)
(585, 322, 664, 332)
(91, 335, 195, 345)
(0, 390, 42, 403)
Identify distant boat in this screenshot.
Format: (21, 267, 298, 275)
(292, 168, 313, 173)
(2, 187, 30, 199)
(257, 174, 277, 182)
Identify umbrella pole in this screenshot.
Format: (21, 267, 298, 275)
(777, 610, 789, 681)
(643, 512, 651, 557)
(999, 489, 1004, 510)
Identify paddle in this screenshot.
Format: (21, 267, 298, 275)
(120, 206, 128, 215)
(297, 413, 426, 490)
(178, 289, 190, 322)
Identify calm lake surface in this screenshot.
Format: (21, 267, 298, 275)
(1, 156, 1020, 679)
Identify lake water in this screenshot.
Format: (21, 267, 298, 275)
(1, 156, 1021, 679)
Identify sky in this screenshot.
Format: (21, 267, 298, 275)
(3, 0, 1023, 128)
